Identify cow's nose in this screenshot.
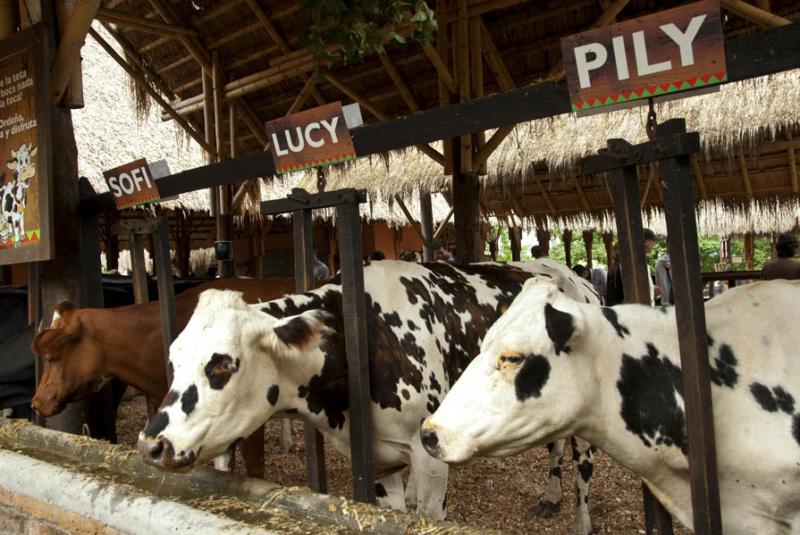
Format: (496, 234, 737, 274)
(138, 436, 170, 464)
(420, 428, 439, 457)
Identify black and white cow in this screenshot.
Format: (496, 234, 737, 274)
(2, 144, 37, 243)
(423, 278, 800, 534)
(137, 260, 598, 529)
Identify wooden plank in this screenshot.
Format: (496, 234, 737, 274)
(79, 23, 800, 215)
(263, 189, 367, 215)
(657, 120, 722, 535)
(609, 165, 650, 305)
(292, 210, 327, 494)
(153, 217, 178, 384)
(336, 200, 376, 504)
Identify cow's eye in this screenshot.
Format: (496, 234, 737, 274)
(498, 354, 525, 367)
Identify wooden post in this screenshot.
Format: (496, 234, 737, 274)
(131, 234, 150, 304)
(293, 210, 327, 494)
(0, 0, 14, 37)
(154, 217, 177, 385)
(743, 232, 755, 270)
(603, 232, 614, 268)
(535, 228, 551, 256)
(583, 230, 594, 268)
(336, 200, 376, 504)
(658, 119, 722, 535)
(27, 261, 45, 427)
(563, 229, 573, 267)
(419, 189, 434, 262)
(54, 0, 84, 108)
(509, 224, 522, 261)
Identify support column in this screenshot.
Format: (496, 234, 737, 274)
(419, 189, 434, 262)
(563, 229, 573, 267)
(603, 232, 614, 268)
(535, 227, 551, 256)
(509, 224, 522, 261)
(582, 230, 594, 268)
(743, 232, 755, 270)
(452, 142, 481, 263)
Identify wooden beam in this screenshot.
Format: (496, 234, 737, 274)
(473, 125, 512, 165)
(51, 0, 101, 105)
(147, 0, 211, 72)
(456, 0, 472, 172)
(720, 0, 791, 27)
(738, 149, 754, 197)
(788, 130, 799, 193)
(434, 206, 455, 239)
(96, 7, 198, 35)
(88, 28, 215, 156)
(379, 51, 420, 113)
(535, 176, 557, 213)
(572, 176, 591, 211)
(324, 72, 444, 165)
(480, 20, 515, 91)
(287, 73, 318, 116)
(394, 195, 425, 242)
(422, 43, 457, 94)
(691, 155, 709, 200)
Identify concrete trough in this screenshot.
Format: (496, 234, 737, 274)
(0, 418, 491, 534)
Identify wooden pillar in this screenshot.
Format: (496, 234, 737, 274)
(603, 232, 614, 268)
(419, 189, 434, 262)
(0, 0, 15, 37)
(658, 119, 722, 535)
(743, 232, 755, 270)
(583, 230, 594, 268)
(563, 229, 573, 267)
(54, 0, 83, 108)
(509, 224, 522, 261)
(535, 227, 551, 256)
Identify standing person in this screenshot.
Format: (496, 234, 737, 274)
(605, 228, 658, 306)
(312, 250, 330, 281)
(655, 252, 673, 305)
(761, 233, 800, 280)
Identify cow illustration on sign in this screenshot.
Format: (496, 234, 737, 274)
(1, 143, 37, 245)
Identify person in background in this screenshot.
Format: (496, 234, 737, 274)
(606, 229, 658, 306)
(761, 233, 800, 280)
(655, 251, 673, 305)
(591, 267, 607, 304)
(368, 250, 386, 262)
(312, 250, 330, 281)
(433, 239, 454, 262)
(399, 250, 421, 262)
(572, 264, 591, 281)
(530, 245, 548, 259)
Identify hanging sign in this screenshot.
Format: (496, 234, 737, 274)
(264, 101, 358, 175)
(561, 0, 726, 113)
(0, 25, 53, 265)
(103, 158, 161, 209)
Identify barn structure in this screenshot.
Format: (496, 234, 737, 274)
(0, 0, 799, 534)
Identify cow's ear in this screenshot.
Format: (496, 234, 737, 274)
(6, 160, 16, 170)
(260, 310, 330, 355)
(543, 301, 584, 356)
(31, 322, 80, 356)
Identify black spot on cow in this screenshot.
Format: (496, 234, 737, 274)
(710, 344, 738, 389)
(160, 390, 179, 408)
(401, 389, 410, 400)
(617, 344, 687, 454)
(297, 330, 349, 430)
(382, 311, 402, 328)
(168, 361, 174, 380)
(707, 334, 715, 347)
(601, 307, 630, 338)
(181, 384, 198, 415)
(204, 353, 240, 390)
(544, 304, 573, 355)
(549, 466, 562, 478)
(793, 415, 800, 447)
(426, 393, 440, 414)
(429, 372, 442, 393)
(266, 385, 280, 406)
(750, 383, 795, 415)
(274, 316, 315, 348)
(407, 319, 418, 331)
(515, 354, 551, 401)
(143, 410, 169, 437)
(375, 482, 388, 498)
(577, 459, 593, 483)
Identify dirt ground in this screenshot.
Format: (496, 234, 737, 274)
(117, 397, 691, 534)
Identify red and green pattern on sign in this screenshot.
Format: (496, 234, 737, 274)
(275, 150, 357, 174)
(0, 228, 40, 249)
(571, 71, 728, 112)
(116, 192, 162, 210)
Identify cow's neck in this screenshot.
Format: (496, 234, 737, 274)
(577, 304, 692, 525)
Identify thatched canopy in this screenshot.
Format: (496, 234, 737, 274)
(92, 0, 800, 234)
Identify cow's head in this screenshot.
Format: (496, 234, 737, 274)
(7, 144, 37, 182)
(138, 289, 333, 471)
(31, 302, 108, 416)
(421, 279, 594, 463)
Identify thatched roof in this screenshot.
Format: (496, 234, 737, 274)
(91, 0, 800, 234)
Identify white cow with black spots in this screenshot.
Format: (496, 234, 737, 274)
(2, 143, 37, 243)
(137, 259, 599, 531)
(423, 278, 800, 534)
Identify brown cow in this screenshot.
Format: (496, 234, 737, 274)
(31, 277, 297, 478)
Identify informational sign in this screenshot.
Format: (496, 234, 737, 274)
(103, 158, 161, 210)
(0, 25, 53, 265)
(264, 101, 357, 174)
(561, 0, 726, 113)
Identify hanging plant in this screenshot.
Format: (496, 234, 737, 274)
(298, 0, 437, 66)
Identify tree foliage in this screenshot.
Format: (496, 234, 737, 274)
(299, 0, 437, 65)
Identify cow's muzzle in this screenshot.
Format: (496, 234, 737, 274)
(30, 392, 65, 417)
(420, 427, 440, 458)
(138, 436, 195, 472)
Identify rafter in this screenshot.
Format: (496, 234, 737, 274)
(738, 149, 754, 197)
(52, 0, 101, 104)
(480, 20, 515, 91)
(535, 176, 557, 213)
(691, 155, 709, 200)
(379, 51, 420, 113)
(96, 7, 198, 36)
(434, 206, 455, 239)
(720, 0, 791, 27)
(572, 176, 591, 211)
(394, 195, 425, 241)
(422, 44, 457, 94)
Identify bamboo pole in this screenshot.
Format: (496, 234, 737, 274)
(95, 7, 198, 35)
(720, 0, 791, 27)
(51, 0, 100, 106)
(379, 51, 420, 113)
(422, 43, 457, 94)
(88, 29, 214, 156)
